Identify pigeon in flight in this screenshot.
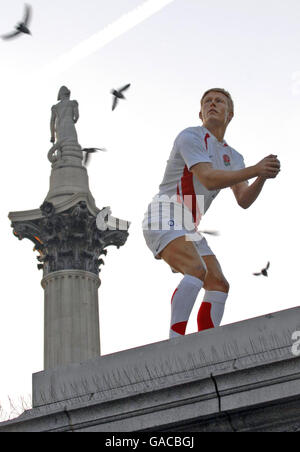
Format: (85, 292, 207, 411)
(111, 84, 131, 111)
(1, 4, 32, 40)
(253, 261, 270, 277)
(82, 147, 107, 166)
(199, 230, 220, 236)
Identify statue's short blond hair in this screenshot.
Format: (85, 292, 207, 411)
(200, 88, 234, 113)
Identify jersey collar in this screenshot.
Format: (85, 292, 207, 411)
(201, 126, 228, 147)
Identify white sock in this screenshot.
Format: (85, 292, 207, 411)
(197, 290, 228, 331)
(170, 274, 203, 338)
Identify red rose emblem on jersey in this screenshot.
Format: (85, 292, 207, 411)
(223, 154, 231, 166)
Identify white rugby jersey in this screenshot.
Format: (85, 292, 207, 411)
(155, 126, 246, 225)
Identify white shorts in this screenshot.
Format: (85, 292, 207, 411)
(142, 200, 214, 260)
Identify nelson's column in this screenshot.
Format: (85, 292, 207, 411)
(8, 86, 130, 370)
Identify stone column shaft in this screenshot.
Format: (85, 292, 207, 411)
(42, 270, 101, 369)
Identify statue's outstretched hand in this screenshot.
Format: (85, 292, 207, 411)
(50, 136, 55, 143)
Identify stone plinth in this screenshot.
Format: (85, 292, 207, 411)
(0, 306, 299, 432)
(45, 145, 96, 208)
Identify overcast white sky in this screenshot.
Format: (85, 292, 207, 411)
(0, 0, 300, 416)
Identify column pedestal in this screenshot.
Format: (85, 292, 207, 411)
(45, 145, 96, 208)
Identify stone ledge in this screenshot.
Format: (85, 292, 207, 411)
(32, 307, 300, 408)
(0, 306, 299, 432)
(0, 356, 299, 432)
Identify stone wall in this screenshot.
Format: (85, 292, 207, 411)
(0, 306, 299, 432)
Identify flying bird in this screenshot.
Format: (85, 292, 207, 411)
(111, 84, 131, 111)
(253, 261, 270, 277)
(1, 4, 32, 40)
(82, 147, 107, 166)
(199, 230, 220, 236)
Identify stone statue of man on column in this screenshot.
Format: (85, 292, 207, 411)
(50, 86, 79, 146)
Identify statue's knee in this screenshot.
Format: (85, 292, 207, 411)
(204, 275, 230, 293)
(222, 280, 230, 293)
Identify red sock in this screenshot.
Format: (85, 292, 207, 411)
(197, 302, 214, 331)
(197, 291, 228, 332)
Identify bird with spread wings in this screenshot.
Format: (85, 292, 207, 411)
(1, 4, 32, 40)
